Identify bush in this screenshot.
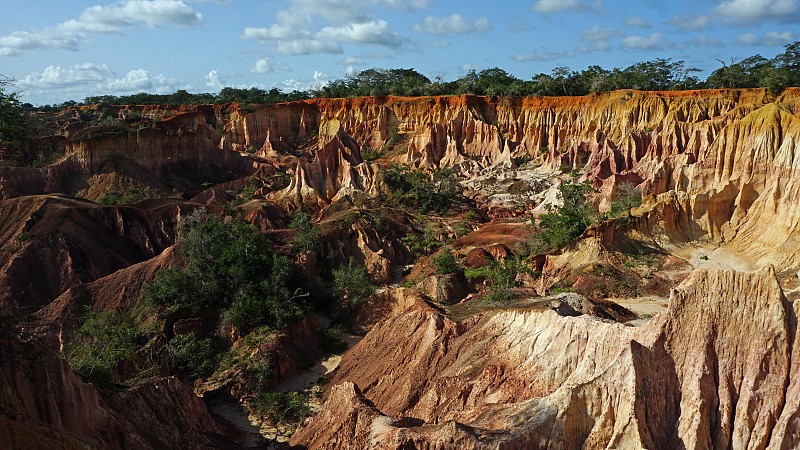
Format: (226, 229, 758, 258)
(66, 310, 142, 384)
(289, 211, 321, 253)
(464, 258, 519, 302)
(166, 333, 215, 378)
(333, 257, 375, 310)
(609, 182, 642, 219)
(383, 164, 460, 213)
(431, 248, 459, 274)
(529, 181, 594, 253)
(249, 391, 311, 425)
(144, 213, 303, 332)
(361, 147, 380, 161)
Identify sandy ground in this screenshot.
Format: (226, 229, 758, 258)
(274, 334, 363, 393)
(668, 244, 758, 272)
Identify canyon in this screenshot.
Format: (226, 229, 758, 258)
(1, 88, 800, 449)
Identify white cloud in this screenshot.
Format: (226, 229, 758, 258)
(317, 20, 403, 47)
(737, 30, 798, 45)
(0, 0, 203, 56)
(763, 30, 797, 44)
(277, 40, 343, 55)
(692, 35, 723, 47)
(205, 69, 224, 90)
(736, 33, 759, 45)
(103, 69, 178, 93)
(414, 14, 490, 34)
(580, 26, 621, 41)
(18, 63, 115, 89)
(622, 33, 668, 50)
(624, 16, 650, 28)
(338, 56, 366, 65)
(531, 0, 601, 13)
(252, 58, 280, 73)
(714, 0, 800, 25)
(668, 14, 709, 30)
(280, 70, 329, 92)
(243, 4, 405, 55)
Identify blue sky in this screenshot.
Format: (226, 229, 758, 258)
(2, 0, 798, 104)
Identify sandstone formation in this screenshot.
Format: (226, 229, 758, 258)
(2, 89, 800, 449)
(292, 267, 800, 449)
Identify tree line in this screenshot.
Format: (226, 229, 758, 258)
(23, 40, 800, 112)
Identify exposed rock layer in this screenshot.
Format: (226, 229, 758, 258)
(292, 268, 800, 449)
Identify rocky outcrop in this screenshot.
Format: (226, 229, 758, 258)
(0, 333, 236, 450)
(292, 267, 800, 449)
(0, 195, 196, 309)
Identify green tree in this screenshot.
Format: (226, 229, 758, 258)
(166, 333, 215, 378)
(333, 257, 375, 311)
(464, 258, 519, 302)
(609, 182, 643, 219)
(289, 211, 321, 253)
(0, 76, 38, 164)
(431, 247, 459, 274)
(66, 310, 142, 384)
(530, 181, 595, 252)
(145, 213, 303, 332)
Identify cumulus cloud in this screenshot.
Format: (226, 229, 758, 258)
(338, 56, 366, 65)
(624, 16, 650, 28)
(622, 33, 669, 50)
(580, 26, 621, 41)
(668, 14, 709, 30)
(317, 20, 402, 46)
(414, 14, 490, 34)
(18, 63, 115, 89)
(17, 63, 180, 98)
(737, 30, 798, 45)
(280, 70, 329, 92)
(277, 40, 343, 55)
(531, 0, 602, 13)
(714, 0, 800, 25)
(205, 70, 224, 90)
(0, 0, 203, 56)
(241, 0, 410, 55)
(103, 69, 179, 93)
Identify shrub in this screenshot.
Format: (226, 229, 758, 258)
(431, 248, 459, 274)
(166, 333, 215, 378)
(361, 147, 380, 161)
(144, 213, 303, 332)
(609, 182, 643, 220)
(289, 211, 321, 253)
(66, 310, 142, 384)
(464, 258, 519, 302)
(383, 164, 460, 213)
(333, 257, 376, 310)
(249, 391, 311, 425)
(528, 181, 594, 253)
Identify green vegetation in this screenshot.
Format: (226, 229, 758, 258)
(25, 41, 800, 114)
(464, 258, 520, 302)
(361, 147, 380, 161)
(97, 185, 156, 205)
(66, 310, 143, 384)
(333, 257, 376, 311)
(529, 181, 595, 253)
(401, 222, 443, 256)
(431, 247, 459, 275)
(166, 333, 215, 378)
(144, 211, 303, 333)
(249, 391, 311, 425)
(0, 76, 60, 166)
(609, 182, 643, 220)
(383, 164, 460, 213)
(289, 211, 321, 253)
